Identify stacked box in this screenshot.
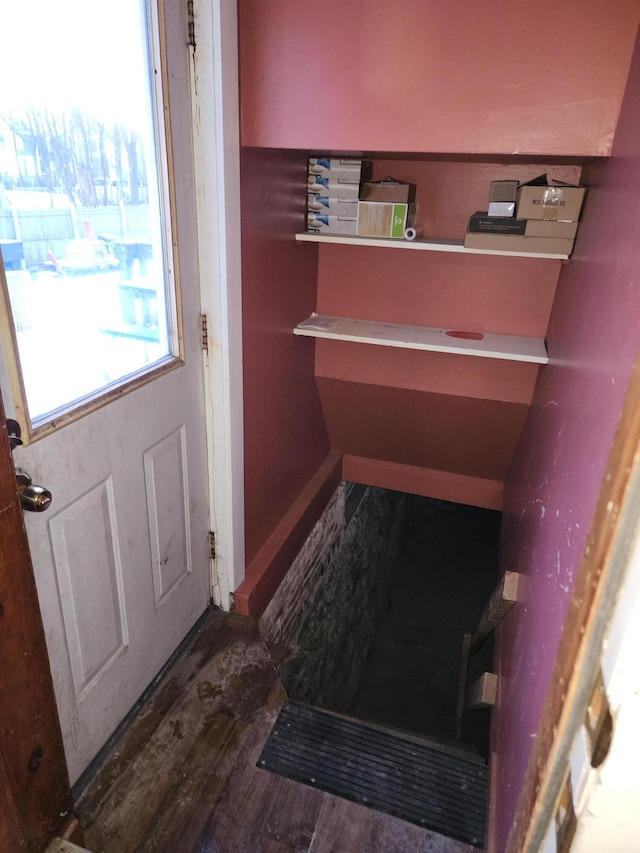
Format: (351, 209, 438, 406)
(487, 181, 518, 217)
(465, 176, 586, 255)
(308, 193, 358, 217)
(463, 232, 575, 255)
(516, 177, 586, 222)
(356, 179, 417, 239)
(307, 212, 360, 235)
(306, 159, 372, 235)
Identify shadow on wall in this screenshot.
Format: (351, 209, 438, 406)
(259, 484, 406, 712)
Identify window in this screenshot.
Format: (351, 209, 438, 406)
(0, 0, 179, 433)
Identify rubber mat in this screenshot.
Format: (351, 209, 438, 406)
(257, 701, 487, 848)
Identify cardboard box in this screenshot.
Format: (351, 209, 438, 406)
(516, 177, 586, 221)
(360, 179, 416, 205)
(463, 231, 574, 255)
(357, 201, 413, 238)
(524, 219, 579, 239)
(308, 194, 358, 217)
(308, 176, 361, 199)
(467, 212, 578, 238)
(488, 181, 518, 217)
(468, 211, 526, 235)
(308, 158, 373, 182)
(307, 213, 357, 235)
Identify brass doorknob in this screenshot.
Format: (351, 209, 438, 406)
(15, 469, 52, 513)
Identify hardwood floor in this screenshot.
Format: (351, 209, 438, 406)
(76, 609, 477, 852)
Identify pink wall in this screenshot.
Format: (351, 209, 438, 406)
(239, 0, 639, 156)
(311, 160, 566, 508)
(492, 31, 640, 852)
(241, 149, 330, 566)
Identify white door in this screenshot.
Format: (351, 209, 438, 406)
(0, 0, 212, 783)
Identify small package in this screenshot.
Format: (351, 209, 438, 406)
(359, 178, 416, 205)
(357, 201, 414, 238)
(516, 175, 586, 221)
(488, 181, 519, 217)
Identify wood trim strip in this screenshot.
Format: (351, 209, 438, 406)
(0, 390, 77, 847)
(235, 452, 343, 617)
(507, 357, 640, 852)
(472, 571, 520, 652)
(466, 673, 498, 710)
(454, 633, 472, 740)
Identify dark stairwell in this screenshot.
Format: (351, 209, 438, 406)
(261, 487, 500, 759)
(348, 495, 500, 758)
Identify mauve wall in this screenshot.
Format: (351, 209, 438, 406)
(239, 0, 639, 156)
(492, 32, 640, 852)
(241, 149, 330, 566)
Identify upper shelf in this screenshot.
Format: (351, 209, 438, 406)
(294, 314, 548, 364)
(295, 232, 570, 260)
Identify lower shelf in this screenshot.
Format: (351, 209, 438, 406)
(294, 313, 548, 364)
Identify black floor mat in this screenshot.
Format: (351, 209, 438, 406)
(257, 701, 487, 848)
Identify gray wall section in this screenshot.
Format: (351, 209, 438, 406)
(260, 484, 406, 712)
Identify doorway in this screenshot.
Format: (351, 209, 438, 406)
(259, 485, 501, 759)
(349, 495, 499, 758)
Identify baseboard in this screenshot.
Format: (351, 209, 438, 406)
(235, 452, 343, 617)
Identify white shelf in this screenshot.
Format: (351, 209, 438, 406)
(295, 231, 570, 260)
(294, 313, 548, 364)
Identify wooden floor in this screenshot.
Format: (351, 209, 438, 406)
(76, 609, 477, 852)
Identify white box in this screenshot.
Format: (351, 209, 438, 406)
(308, 158, 366, 180)
(487, 201, 516, 217)
(488, 180, 518, 217)
(308, 176, 361, 199)
(307, 213, 357, 235)
(307, 194, 358, 217)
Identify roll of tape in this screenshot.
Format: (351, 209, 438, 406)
(404, 226, 424, 241)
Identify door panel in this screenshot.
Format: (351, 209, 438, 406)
(48, 478, 128, 699)
(144, 426, 193, 607)
(0, 0, 212, 783)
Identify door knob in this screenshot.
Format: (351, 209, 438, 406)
(6, 418, 23, 450)
(15, 469, 52, 513)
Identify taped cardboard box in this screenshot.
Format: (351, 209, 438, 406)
(463, 231, 574, 256)
(357, 201, 414, 238)
(525, 219, 579, 238)
(516, 176, 586, 221)
(360, 179, 416, 204)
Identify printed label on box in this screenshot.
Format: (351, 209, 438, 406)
(357, 202, 409, 238)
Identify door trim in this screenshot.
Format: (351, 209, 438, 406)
(0, 388, 77, 848)
(190, 0, 245, 608)
(506, 357, 640, 851)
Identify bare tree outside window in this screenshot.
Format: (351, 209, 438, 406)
(0, 0, 176, 427)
